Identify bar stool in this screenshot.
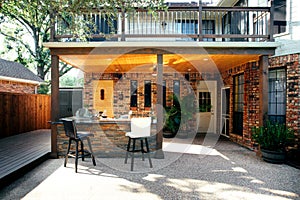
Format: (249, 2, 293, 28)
(62, 119, 96, 173)
(125, 117, 153, 171)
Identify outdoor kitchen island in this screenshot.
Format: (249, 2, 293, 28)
(56, 117, 157, 158)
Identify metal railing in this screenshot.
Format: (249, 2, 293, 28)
(53, 4, 273, 42)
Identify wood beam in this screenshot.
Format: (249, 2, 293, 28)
(50, 55, 59, 158)
(259, 55, 269, 125)
(155, 54, 164, 159)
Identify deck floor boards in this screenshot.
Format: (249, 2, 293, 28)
(0, 130, 51, 185)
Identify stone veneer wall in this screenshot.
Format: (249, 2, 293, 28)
(56, 122, 157, 158)
(0, 80, 36, 94)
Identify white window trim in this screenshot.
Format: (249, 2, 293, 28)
(273, 0, 290, 37)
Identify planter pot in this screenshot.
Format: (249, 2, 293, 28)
(261, 148, 286, 164)
(163, 131, 177, 138)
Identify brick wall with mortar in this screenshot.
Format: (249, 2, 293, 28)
(55, 71, 219, 156)
(222, 54, 300, 150)
(269, 53, 300, 149)
(0, 80, 36, 94)
(222, 61, 261, 149)
(83, 72, 210, 117)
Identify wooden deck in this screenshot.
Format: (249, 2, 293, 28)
(0, 129, 51, 187)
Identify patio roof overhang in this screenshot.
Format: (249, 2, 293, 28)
(45, 41, 278, 158)
(44, 41, 279, 74)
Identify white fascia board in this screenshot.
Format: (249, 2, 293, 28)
(0, 76, 42, 85)
(43, 41, 279, 49)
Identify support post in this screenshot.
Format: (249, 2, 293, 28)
(259, 55, 269, 126)
(198, 1, 203, 41)
(269, 0, 274, 41)
(154, 54, 164, 159)
(121, 9, 126, 41)
(50, 55, 59, 158)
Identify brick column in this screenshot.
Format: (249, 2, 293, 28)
(286, 54, 300, 134)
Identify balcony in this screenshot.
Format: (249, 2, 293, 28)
(52, 4, 274, 42)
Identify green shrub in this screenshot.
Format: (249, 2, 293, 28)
(252, 121, 294, 151)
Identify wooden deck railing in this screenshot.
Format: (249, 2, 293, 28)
(53, 4, 274, 42)
(0, 92, 51, 138)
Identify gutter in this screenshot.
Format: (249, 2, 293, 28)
(0, 76, 43, 85)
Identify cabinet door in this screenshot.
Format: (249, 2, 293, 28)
(70, 90, 83, 116)
(59, 90, 83, 118)
(59, 91, 72, 117)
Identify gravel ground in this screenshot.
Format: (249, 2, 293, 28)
(0, 136, 299, 200)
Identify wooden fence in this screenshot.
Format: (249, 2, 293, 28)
(0, 92, 51, 138)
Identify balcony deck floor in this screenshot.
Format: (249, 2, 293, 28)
(0, 129, 51, 187)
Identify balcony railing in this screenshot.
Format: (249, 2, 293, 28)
(52, 4, 274, 42)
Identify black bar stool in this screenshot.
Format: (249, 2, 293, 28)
(62, 119, 96, 173)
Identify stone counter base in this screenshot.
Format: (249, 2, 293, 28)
(56, 123, 157, 158)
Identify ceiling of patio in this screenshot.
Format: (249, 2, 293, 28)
(45, 41, 278, 74)
(59, 54, 261, 74)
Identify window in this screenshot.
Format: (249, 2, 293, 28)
(173, 80, 180, 106)
(130, 81, 137, 107)
(233, 74, 244, 135)
(268, 68, 286, 123)
(272, 0, 287, 34)
(173, 80, 180, 97)
(175, 20, 215, 41)
(176, 20, 198, 35)
(199, 92, 211, 112)
(84, 14, 117, 41)
(202, 20, 215, 41)
(100, 89, 105, 100)
(144, 80, 151, 107)
(163, 81, 166, 108)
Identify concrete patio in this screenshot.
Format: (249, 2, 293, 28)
(0, 135, 299, 200)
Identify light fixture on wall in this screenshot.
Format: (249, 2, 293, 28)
(185, 68, 191, 81)
(114, 68, 122, 79)
(152, 65, 157, 76)
(161, 21, 167, 31)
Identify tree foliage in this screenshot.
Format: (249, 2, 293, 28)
(0, 0, 73, 81)
(0, 0, 166, 81)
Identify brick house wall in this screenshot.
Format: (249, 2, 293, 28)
(54, 70, 223, 156)
(222, 61, 261, 148)
(83, 72, 207, 117)
(269, 53, 300, 149)
(221, 54, 300, 150)
(0, 80, 37, 94)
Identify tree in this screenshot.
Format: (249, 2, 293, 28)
(0, 0, 166, 82)
(0, 0, 72, 81)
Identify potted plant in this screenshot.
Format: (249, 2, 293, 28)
(252, 120, 294, 164)
(163, 95, 181, 138)
(176, 94, 195, 138)
(163, 94, 196, 138)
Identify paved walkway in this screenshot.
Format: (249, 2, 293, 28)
(0, 135, 299, 200)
